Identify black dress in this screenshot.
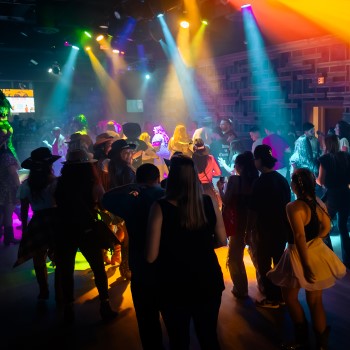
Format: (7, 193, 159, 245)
(156, 195, 224, 303)
(155, 195, 224, 350)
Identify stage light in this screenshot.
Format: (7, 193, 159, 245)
(48, 63, 61, 75)
(30, 59, 38, 65)
(180, 21, 190, 29)
(96, 35, 104, 42)
(72, 45, 80, 50)
(84, 31, 92, 38)
(157, 14, 164, 18)
(202, 20, 208, 26)
(112, 49, 120, 54)
(85, 46, 91, 51)
(52, 65, 60, 75)
(121, 51, 125, 55)
(241, 4, 252, 9)
(145, 74, 151, 80)
(64, 41, 70, 47)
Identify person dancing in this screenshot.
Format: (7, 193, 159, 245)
(268, 168, 346, 349)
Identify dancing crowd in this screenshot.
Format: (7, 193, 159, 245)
(1, 91, 349, 349)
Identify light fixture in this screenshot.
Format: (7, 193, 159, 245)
(84, 31, 92, 38)
(180, 20, 190, 29)
(99, 25, 108, 29)
(112, 49, 120, 54)
(72, 45, 80, 50)
(145, 74, 151, 80)
(241, 4, 252, 9)
(157, 14, 164, 18)
(96, 35, 104, 42)
(201, 20, 208, 26)
(30, 59, 38, 65)
(48, 62, 60, 75)
(85, 46, 91, 51)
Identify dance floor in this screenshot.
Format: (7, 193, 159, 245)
(0, 217, 349, 350)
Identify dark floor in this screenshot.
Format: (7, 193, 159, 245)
(1, 219, 349, 350)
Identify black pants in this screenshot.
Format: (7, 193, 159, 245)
(256, 237, 286, 301)
(55, 227, 109, 304)
(131, 272, 164, 350)
(161, 293, 222, 350)
(326, 189, 350, 268)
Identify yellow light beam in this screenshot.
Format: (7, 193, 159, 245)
(277, 0, 350, 43)
(86, 50, 125, 117)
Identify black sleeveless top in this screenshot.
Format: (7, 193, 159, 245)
(288, 198, 319, 244)
(156, 195, 225, 304)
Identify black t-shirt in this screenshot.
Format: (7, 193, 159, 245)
(102, 184, 165, 276)
(210, 139, 231, 177)
(250, 171, 291, 241)
(319, 152, 350, 189)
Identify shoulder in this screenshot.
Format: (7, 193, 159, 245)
(286, 199, 308, 215)
(227, 174, 240, 185)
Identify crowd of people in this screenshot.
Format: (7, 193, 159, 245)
(1, 89, 349, 349)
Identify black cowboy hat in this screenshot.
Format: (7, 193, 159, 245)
(21, 147, 61, 169)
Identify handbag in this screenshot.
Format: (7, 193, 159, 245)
(81, 198, 121, 250)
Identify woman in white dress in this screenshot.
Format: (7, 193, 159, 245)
(267, 168, 346, 350)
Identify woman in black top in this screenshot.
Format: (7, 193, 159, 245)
(146, 155, 226, 350)
(317, 134, 350, 267)
(268, 168, 345, 350)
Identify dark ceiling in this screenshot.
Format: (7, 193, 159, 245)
(0, 0, 328, 81)
(0, 0, 248, 80)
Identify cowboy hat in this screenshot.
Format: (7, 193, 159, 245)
(21, 147, 61, 169)
(63, 149, 97, 164)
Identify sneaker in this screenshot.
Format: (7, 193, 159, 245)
(255, 298, 280, 309)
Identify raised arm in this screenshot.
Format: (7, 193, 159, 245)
(146, 202, 163, 263)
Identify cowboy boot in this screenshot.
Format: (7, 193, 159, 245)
(3, 226, 20, 246)
(119, 242, 131, 280)
(314, 326, 330, 350)
(282, 322, 309, 350)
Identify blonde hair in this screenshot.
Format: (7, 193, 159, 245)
(139, 132, 151, 144)
(172, 124, 189, 142)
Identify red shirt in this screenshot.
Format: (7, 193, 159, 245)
(197, 155, 221, 183)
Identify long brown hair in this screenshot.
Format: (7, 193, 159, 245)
(165, 155, 208, 230)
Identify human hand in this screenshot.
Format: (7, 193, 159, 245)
(217, 157, 225, 167)
(216, 180, 224, 192)
(303, 265, 315, 284)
